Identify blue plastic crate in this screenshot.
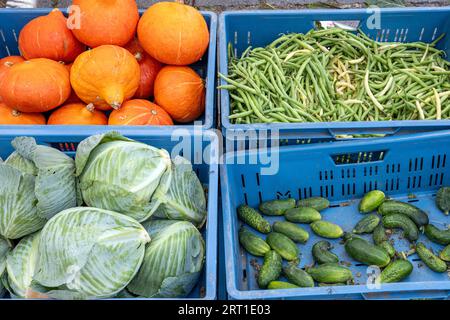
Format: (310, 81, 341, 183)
(222, 130, 450, 300)
(0, 129, 219, 300)
(0, 8, 217, 131)
(219, 7, 450, 140)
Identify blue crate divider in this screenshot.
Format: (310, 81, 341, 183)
(221, 130, 450, 300)
(0, 129, 219, 300)
(219, 7, 450, 143)
(0, 8, 217, 131)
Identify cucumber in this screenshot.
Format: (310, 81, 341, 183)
(378, 241, 396, 258)
(424, 224, 450, 245)
(259, 198, 296, 216)
(378, 200, 429, 227)
(273, 221, 309, 244)
(285, 207, 321, 223)
(353, 214, 380, 234)
(267, 281, 299, 289)
(416, 242, 448, 273)
(238, 205, 271, 234)
(266, 232, 299, 261)
(318, 282, 346, 287)
(380, 259, 413, 283)
(373, 222, 388, 244)
(439, 244, 450, 262)
(345, 237, 391, 267)
(258, 250, 282, 288)
(283, 264, 314, 288)
(436, 186, 450, 215)
(238, 227, 271, 257)
(382, 213, 419, 242)
(310, 221, 344, 239)
(359, 190, 385, 213)
(312, 240, 339, 264)
(307, 263, 353, 284)
(297, 197, 330, 211)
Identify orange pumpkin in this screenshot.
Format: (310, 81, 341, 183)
(0, 103, 46, 125)
(70, 45, 140, 110)
(0, 58, 71, 113)
(138, 2, 209, 65)
(109, 99, 173, 126)
(70, 0, 139, 48)
(48, 103, 107, 125)
(18, 9, 85, 63)
(0, 56, 24, 102)
(154, 66, 205, 123)
(125, 39, 163, 99)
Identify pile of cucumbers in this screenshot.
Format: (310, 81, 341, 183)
(237, 187, 450, 290)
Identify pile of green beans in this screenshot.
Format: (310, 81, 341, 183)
(219, 28, 450, 124)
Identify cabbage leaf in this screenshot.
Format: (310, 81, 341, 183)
(11, 137, 78, 220)
(127, 220, 205, 298)
(32, 207, 150, 300)
(76, 132, 172, 222)
(5, 232, 40, 298)
(0, 164, 46, 239)
(152, 156, 207, 228)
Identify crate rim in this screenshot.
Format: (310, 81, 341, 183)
(218, 7, 450, 138)
(221, 129, 450, 300)
(0, 129, 220, 301)
(0, 8, 218, 132)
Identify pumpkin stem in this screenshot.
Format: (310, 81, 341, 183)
(110, 102, 122, 110)
(4, 61, 14, 67)
(11, 109, 21, 117)
(85, 103, 95, 113)
(135, 52, 143, 62)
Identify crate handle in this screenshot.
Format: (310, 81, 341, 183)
(362, 290, 450, 300)
(328, 127, 401, 139)
(315, 20, 361, 31)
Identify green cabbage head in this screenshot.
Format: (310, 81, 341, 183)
(3, 232, 40, 298)
(152, 156, 207, 228)
(127, 220, 205, 298)
(0, 237, 11, 298)
(76, 132, 172, 222)
(31, 207, 150, 300)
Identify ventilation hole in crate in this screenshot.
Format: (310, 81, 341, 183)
(375, 166, 378, 175)
(0, 29, 5, 42)
(408, 199, 419, 203)
(364, 167, 367, 177)
(355, 263, 366, 267)
(241, 174, 246, 188)
(258, 192, 262, 203)
(432, 27, 438, 41)
(396, 178, 399, 190)
(412, 258, 421, 262)
(364, 183, 367, 194)
(429, 174, 433, 187)
(330, 171, 334, 180)
(256, 173, 260, 186)
(443, 154, 447, 168)
(386, 165, 389, 174)
(435, 173, 439, 186)
(325, 171, 328, 180)
(392, 164, 396, 173)
(379, 29, 384, 42)
(51, 142, 78, 152)
(403, 28, 408, 42)
(331, 151, 386, 165)
(347, 184, 351, 195)
(440, 173, 444, 185)
(399, 28, 404, 42)
(407, 177, 410, 189)
(437, 155, 441, 169)
(331, 185, 334, 197)
(413, 176, 417, 188)
(342, 184, 345, 196)
(432, 155, 435, 169)
(353, 168, 356, 178)
(419, 27, 424, 41)
(12, 29, 18, 42)
(420, 158, 424, 170)
(374, 181, 378, 190)
(394, 29, 399, 41)
(320, 186, 323, 197)
(309, 187, 312, 197)
(242, 269, 247, 281)
(247, 31, 251, 45)
(325, 186, 329, 198)
(385, 180, 389, 191)
(244, 193, 248, 205)
(370, 166, 373, 176)
(319, 171, 322, 181)
(304, 188, 308, 199)
(418, 176, 422, 188)
(385, 29, 390, 42)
